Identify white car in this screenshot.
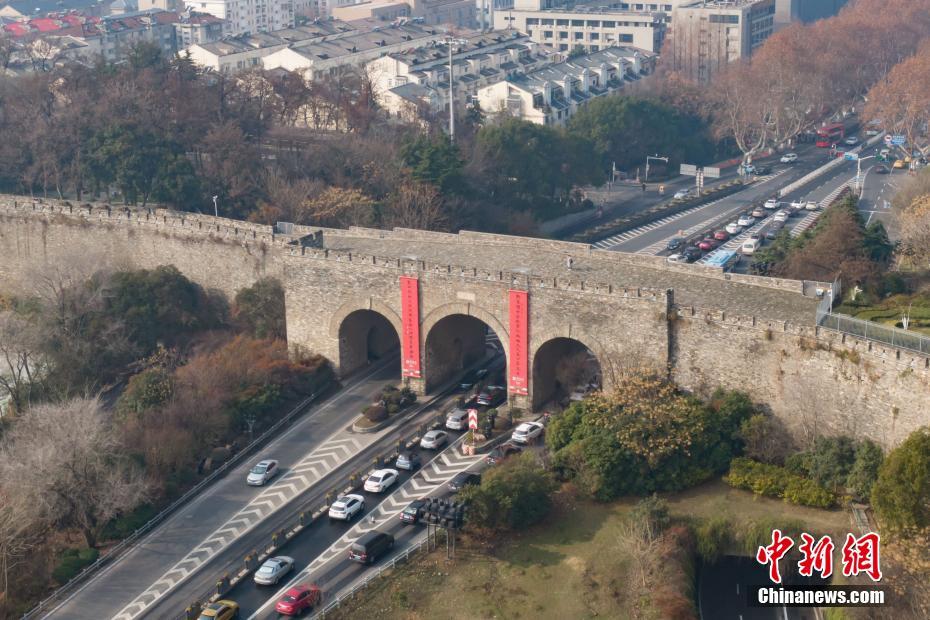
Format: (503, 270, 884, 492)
(780, 153, 798, 163)
(328, 494, 365, 521)
(445, 408, 469, 431)
(247, 459, 278, 486)
(666, 253, 684, 264)
(737, 214, 755, 227)
(253, 556, 294, 586)
(673, 189, 692, 200)
(844, 136, 858, 146)
(790, 199, 806, 210)
(364, 469, 399, 493)
(725, 222, 743, 235)
(805, 201, 819, 211)
(763, 199, 780, 210)
(512, 422, 545, 444)
(419, 429, 448, 450)
(773, 210, 789, 223)
(865, 128, 880, 137)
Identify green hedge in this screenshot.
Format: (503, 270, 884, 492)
(726, 457, 836, 508)
(52, 548, 100, 584)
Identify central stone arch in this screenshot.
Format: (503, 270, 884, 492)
(530, 326, 609, 410)
(420, 302, 510, 393)
(329, 298, 403, 376)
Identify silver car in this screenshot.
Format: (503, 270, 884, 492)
(420, 430, 448, 450)
(254, 556, 294, 585)
(247, 459, 278, 486)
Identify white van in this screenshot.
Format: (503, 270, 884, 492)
(741, 238, 762, 255)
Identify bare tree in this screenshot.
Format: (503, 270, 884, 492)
(617, 517, 662, 589)
(0, 396, 149, 549)
(0, 490, 39, 597)
(0, 312, 43, 414)
(382, 182, 448, 231)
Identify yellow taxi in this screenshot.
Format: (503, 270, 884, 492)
(893, 159, 907, 169)
(197, 600, 239, 620)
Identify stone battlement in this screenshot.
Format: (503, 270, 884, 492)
(0, 195, 283, 246)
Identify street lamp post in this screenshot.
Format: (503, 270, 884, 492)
(446, 36, 468, 143)
(855, 155, 876, 193)
(645, 154, 669, 183)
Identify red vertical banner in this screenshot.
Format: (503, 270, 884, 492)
(508, 289, 529, 395)
(400, 276, 421, 378)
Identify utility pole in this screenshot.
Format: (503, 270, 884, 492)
(448, 39, 455, 142)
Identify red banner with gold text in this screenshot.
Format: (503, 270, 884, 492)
(400, 276, 421, 378)
(508, 289, 528, 395)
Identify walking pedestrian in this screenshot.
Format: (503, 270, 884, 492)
(566, 256, 573, 270)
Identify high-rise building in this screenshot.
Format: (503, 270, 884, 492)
(184, 0, 294, 35)
(669, 0, 775, 83)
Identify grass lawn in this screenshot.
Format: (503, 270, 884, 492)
(325, 480, 851, 620)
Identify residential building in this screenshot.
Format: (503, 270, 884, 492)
(330, 0, 410, 22)
(1, 9, 180, 69)
(476, 45, 654, 126)
(368, 30, 560, 119)
(261, 20, 451, 78)
(185, 18, 360, 71)
(183, 0, 294, 35)
(331, 0, 474, 27)
(669, 0, 775, 83)
(174, 10, 224, 46)
(494, 0, 667, 55)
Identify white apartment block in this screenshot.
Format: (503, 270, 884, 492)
(670, 0, 775, 82)
(477, 45, 654, 126)
(368, 30, 560, 116)
(494, 1, 666, 55)
(261, 21, 451, 78)
(184, 0, 294, 35)
(186, 18, 363, 71)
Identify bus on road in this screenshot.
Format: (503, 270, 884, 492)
(815, 123, 845, 147)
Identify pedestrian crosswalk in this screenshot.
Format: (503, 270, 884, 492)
(285, 445, 480, 576)
(112, 434, 367, 620)
(592, 170, 786, 252)
(790, 179, 854, 238)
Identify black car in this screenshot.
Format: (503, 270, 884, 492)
(399, 498, 428, 524)
(449, 471, 482, 493)
(666, 237, 684, 251)
(458, 368, 489, 391)
(874, 164, 890, 174)
(348, 530, 394, 564)
(755, 165, 772, 175)
(682, 246, 702, 262)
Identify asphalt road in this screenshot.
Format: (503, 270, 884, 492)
(136, 375, 493, 620)
(43, 358, 408, 620)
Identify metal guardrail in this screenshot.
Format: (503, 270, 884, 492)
(817, 312, 930, 356)
(311, 534, 431, 619)
(22, 386, 331, 620)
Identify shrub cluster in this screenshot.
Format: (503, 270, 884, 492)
(726, 457, 835, 509)
(547, 378, 755, 501)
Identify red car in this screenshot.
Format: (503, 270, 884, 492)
(713, 230, 729, 241)
(697, 237, 719, 252)
(275, 584, 322, 616)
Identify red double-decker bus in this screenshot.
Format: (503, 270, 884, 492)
(815, 123, 845, 147)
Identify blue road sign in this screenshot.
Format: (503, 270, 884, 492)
(891, 135, 906, 145)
